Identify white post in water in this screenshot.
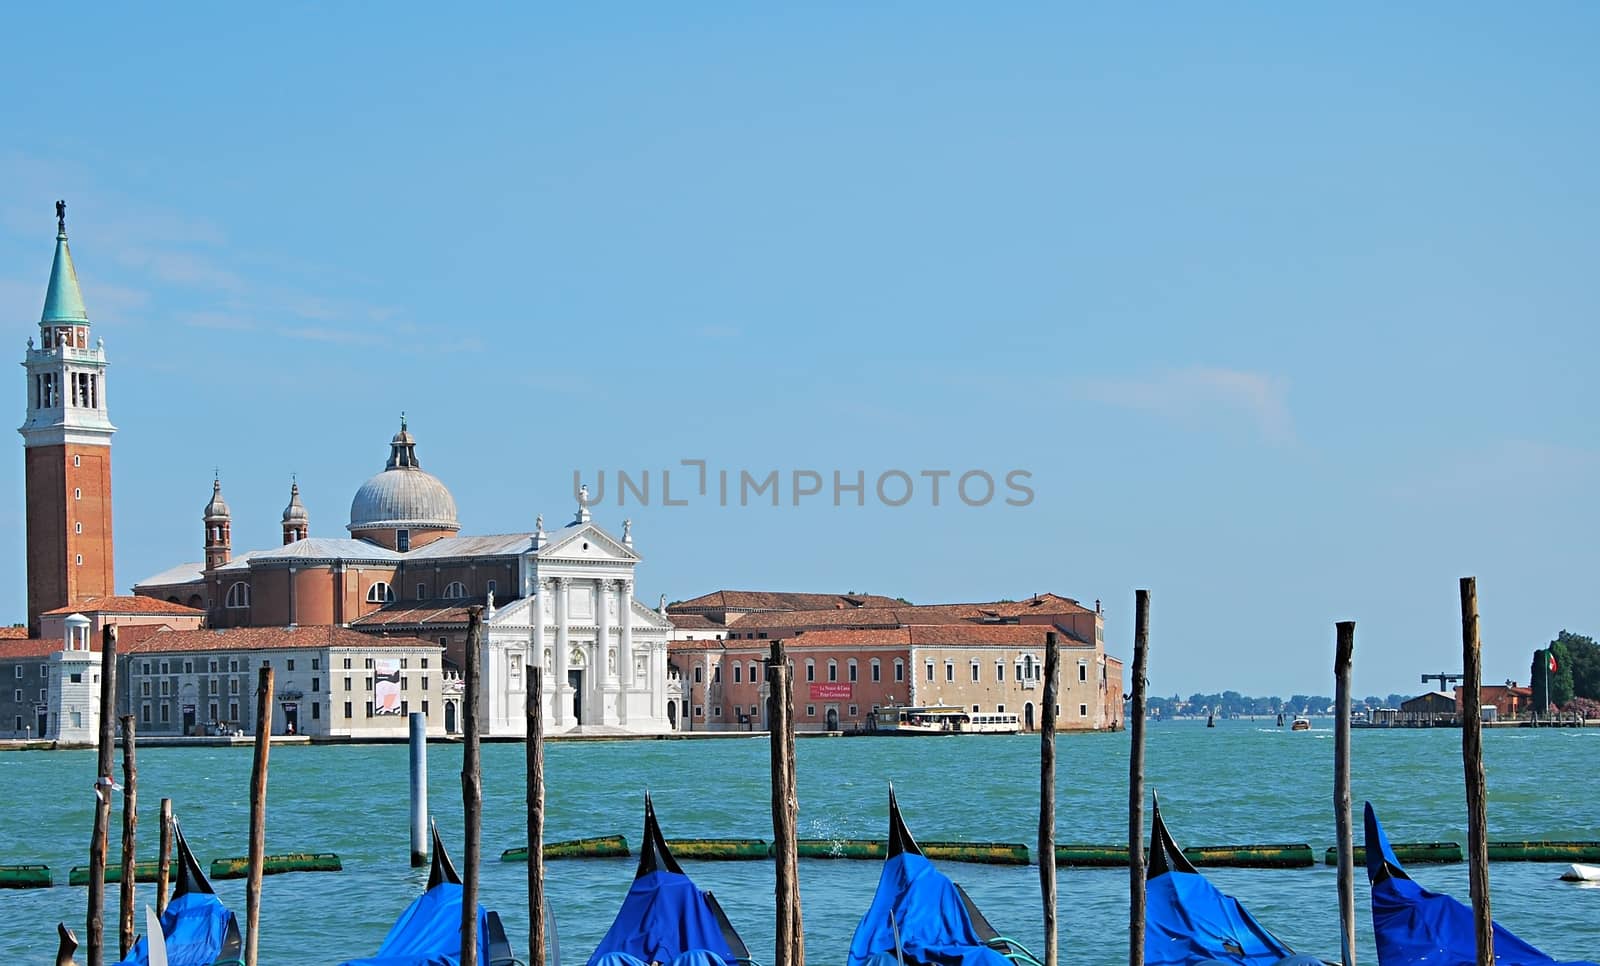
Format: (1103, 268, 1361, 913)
(409, 711, 428, 867)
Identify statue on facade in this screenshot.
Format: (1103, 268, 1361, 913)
(623, 518, 632, 542)
(56, 200, 66, 234)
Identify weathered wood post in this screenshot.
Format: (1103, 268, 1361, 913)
(1459, 577, 1493, 966)
(1334, 621, 1356, 966)
(1129, 590, 1150, 966)
(769, 640, 803, 966)
(244, 664, 274, 966)
(87, 624, 119, 966)
(409, 710, 429, 867)
(527, 664, 546, 966)
(462, 605, 484, 966)
(119, 714, 138, 959)
(157, 798, 173, 916)
(1039, 631, 1060, 966)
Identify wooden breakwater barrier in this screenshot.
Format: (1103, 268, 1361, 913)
(0, 864, 51, 889)
(667, 838, 771, 861)
(502, 835, 630, 861)
(1487, 841, 1600, 863)
(209, 852, 341, 879)
(1324, 842, 1462, 866)
(1056, 843, 1314, 869)
(69, 859, 178, 886)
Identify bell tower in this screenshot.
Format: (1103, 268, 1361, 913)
(20, 202, 116, 633)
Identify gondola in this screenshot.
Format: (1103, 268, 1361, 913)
(1364, 802, 1597, 966)
(1144, 795, 1320, 966)
(56, 818, 244, 966)
(847, 788, 1042, 966)
(589, 795, 755, 966)
(338, 821, 517, 966)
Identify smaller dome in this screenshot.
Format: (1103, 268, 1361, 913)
(204, 479, 230, 520)
(282, 481, 309, 523)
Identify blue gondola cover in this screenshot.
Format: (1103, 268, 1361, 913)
(1365, 802, 1597, 966)
(338, 882, 490, 966)
(111, 892, 239, 966)
(848, 851, 1011, 966)
(587, 866, 737, 966)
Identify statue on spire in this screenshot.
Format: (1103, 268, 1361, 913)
(56, 200, 66, 235)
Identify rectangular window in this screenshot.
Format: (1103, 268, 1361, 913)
(287, 659, 295, 671)
(312, 658, 320, 670)
(422, 676, 429, 690)
(160, 661, 169, 674)
(997, 704, 1006, 713)
(344, 701, 353, 719)
(895, 662, 904, 682)
(139, 705, 150, 723)
(229, 659, 238, 672)
(945, 663, 954, 682)
(344, 677, 352, 690)
(805, 664, 814, 682)
(828, 663, 837, 682)
(421, 657, 429, 669)
(418, 583, 427, 600)
(849, 663, 858, 682)
(400, 700, 409, 715)
(925, 663, 933, 682)
(230, 679, 239, 695)
(733, 665, 741, 683)
(40, 688, 47, 702)
(1080, 704, 1089, 717)
(401, 677, 409, 690)
(970, 664, 979, 682)
(184, 661, 193, 674)
(141, 681, 150, 697)
(208, 702, 218, 721)
(422, 701, 429, 715)
(160, 705, 170, 723)
(400, 658, 408, 669)
(311, 677, 320, 693)
(311, 703, 320, 720)
(14, 666, 21, 678)
(12, 689, 20, 702)
(365, 658, 374, 669)
(1079, 664, 1087, 682)
(366, 701, 374, 718)
(997, 663, 1005, 681)
(713, 706, 722, 718)
(973, 704, 980, 712)
(229, 701, 239, 721)
(396, 529, 410, 552)
(871, 663, 880, 682)
(209, 660, 218, 673)
(344, 658, 352, 669)
(694, 706, 703, 718)
(849, 704, 858, 716)
(366, 677, 373, 690)
(805, 705, 816, 717)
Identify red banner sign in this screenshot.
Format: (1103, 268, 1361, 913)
(809, 683, 853, 701)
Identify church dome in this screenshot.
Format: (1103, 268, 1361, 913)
(348, 420, 460, 534)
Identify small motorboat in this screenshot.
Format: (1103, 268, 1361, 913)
(57, 818, 244, 966)
(1145, 794, 1321, 966)
(848, 788, 1042, 966)
(589, 794, 756, 966)
(338, 821, 515, 966)
(1290, 717, 1311, 732)
(1561, 863, 1600, 883)
(1365, 802, 1598, 965)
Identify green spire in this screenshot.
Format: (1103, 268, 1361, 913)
(41, 203, 89, 325)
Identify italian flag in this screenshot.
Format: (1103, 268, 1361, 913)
(1549, 653, 1559, 673)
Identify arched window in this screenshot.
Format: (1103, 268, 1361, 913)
(870, 659, 881, 682)
(828, 660, 838, 682)
(894, 659, 905, 682)
(443, 581, 467, 599)
(225, 582, 250, 609)
(748, 661, 758, 683)
(367, 581, 394, 604)
(847, 659, 858, 682)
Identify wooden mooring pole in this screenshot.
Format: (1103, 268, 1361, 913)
(769, 640, 803, 966)
(1460, 577, 1493, 966)
(527, 664, 546, 966)
(462, 605, 484, 966)
(119, 715, 138, 959)
(244, 664, 274, 966)
(156, 798, 173, 917)
(1039, 631, 1060, 966)
(1334, 621, 1356, 966)
(87, 624, 118, 966)
(1128, 590, 1150, 966)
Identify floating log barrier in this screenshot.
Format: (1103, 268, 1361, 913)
(0, 864, 51, 889)
(797, 839, 888, 860)
(1055, 845, 1130, 868)
(69, 860, 178, 887)
(1182, 844, 1314, 869)
(209, 853, 342, 879)
(921, 841, 1031, 866)
(501, 836, 630, 862)
(667, 838, 770, 861)
(1486, 841, 1600, 863)
(1323, 843, 1462, 866)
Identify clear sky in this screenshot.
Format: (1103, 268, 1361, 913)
(1, 5, 1594, 697)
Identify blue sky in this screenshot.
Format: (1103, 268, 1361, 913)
(1, 5, 1594, 696)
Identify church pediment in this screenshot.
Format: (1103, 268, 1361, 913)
(537, 523, 638, 563)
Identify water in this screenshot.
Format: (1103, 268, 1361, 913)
(2, 721, 1597, 964)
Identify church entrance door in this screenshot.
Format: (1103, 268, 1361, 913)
(183, 706, 196, 735)
(445, 701, 457, 733)
(37, 710, 47, 736)
(667, 702, 677, 729)
(568, 669, 583, 722)
(825, 707, 839, 731)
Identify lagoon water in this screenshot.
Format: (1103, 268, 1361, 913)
(2, 720, 1597, 964)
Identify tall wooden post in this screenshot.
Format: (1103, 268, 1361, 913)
(244, 664, 274, 966)
(1039, 631, 1060, 966)
(769, 640, 803, 966)
(1459, 577, 1493, 966)
(462, 606, 484, 966)
(1128, 590, 1150, 966)
(527, 665, 546, 966)
(156, 798, 173, 917)
(1334, 621, 1356, 966)
(87, 624, 118, 966)
(119, 715, 138, 959)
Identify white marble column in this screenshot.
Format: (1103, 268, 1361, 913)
(597, 579, 613, 688)
(651, 641, 665, 721)
(553, 577, 569, 726)
(618, 580, 633, 724)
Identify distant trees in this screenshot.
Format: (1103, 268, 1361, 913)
(1533, 631, 1598, 710)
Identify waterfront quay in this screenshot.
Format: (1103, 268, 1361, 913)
(2, 721, 1596, 965)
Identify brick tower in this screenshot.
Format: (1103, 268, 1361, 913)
(19, 202, 116, 633)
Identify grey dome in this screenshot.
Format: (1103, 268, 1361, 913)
(204, 479, 230, 520)
(283, 481, 309, 523)
(347, 420, 460, 534)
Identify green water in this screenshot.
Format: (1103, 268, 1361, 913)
(2, 721, 1597, 964)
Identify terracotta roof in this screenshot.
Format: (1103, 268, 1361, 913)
(351, 599, 482, 627)
(669, 639, 729, 652)
(667, 614, 724, 630)
(675, 624, 1094, 652)
(0, 624, 179, 660)
(125, 625, 438, 654)
(723, 594, 1096, 631)
(0, 626, 29, 639)
(669, 590, 904, 613)
(41, 596, 206, 617)
(0, 637, 57, 660)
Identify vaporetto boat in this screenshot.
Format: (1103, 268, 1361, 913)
(872, 706, 1022, 734)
